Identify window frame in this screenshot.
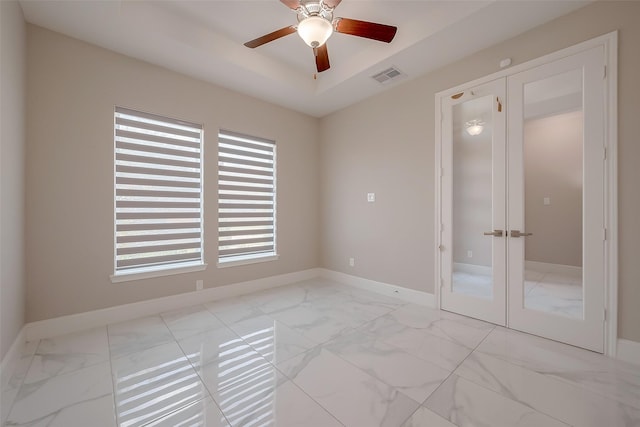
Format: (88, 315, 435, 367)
(217, 129, 278, 268)
(111, 107, 206, 283)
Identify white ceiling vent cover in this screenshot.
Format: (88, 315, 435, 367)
(371, 67, 406, 85)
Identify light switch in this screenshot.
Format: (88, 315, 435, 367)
(544, 197, 551, 206)
(367, 193, 375, 202)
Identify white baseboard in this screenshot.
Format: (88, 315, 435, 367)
(617, 339, 640, 365)
(24, 268, 321, 342)
(453, 262, 492, 276)
(0, 326, 26, 391)
(22, 267, 435, 343)
(525, 260, 582, 276)
(6, 266, 634, 380)
(319, 269, 435, 307)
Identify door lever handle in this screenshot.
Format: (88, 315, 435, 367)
(511, 230, 533, 237)
(483, 229, 503, 237)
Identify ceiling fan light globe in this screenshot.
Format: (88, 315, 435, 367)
(465, 120, 485, 136)
(298, 16, 333, 48)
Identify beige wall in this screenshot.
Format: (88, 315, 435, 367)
(525, 111, 583, 267)
(0, 0, 27, 361)
(16, 1, 640, 345)
(320, 1, 640, 343)
(25, 25, 320, 322)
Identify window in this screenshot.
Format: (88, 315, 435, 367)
(113, 107, 204, 280)
(218, 130, 277, 266)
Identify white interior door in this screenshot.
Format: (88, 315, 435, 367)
(440, 79, 507, 326)
(507, 46, 605, 352)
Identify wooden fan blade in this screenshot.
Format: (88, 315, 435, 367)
(244, 26, 297, 48)
(323, 0, 342, 8)
(314, 44, 330, 72)
(334, 18, 397, 43)
(280, 0, 301, 10)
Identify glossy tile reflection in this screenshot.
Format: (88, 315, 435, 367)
(3, 278, 639, 427)
(111, 342, 207, 427)
(143, 397, 229, 427)
(229, 315, 316, 363)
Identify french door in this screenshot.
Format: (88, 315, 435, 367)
(440, 79, 507, 326)
(439, 46, 606, 352)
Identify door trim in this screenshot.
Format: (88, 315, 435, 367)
(434, 31, 618, 355)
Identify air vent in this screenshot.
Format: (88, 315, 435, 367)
(371, 67, 406, 85)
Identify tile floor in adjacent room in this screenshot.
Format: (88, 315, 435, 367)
(2, 278, 639, 427)
(453, 267, 584, 319)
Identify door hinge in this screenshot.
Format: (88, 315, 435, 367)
(603, 147, 607, 160)
(439, 167, 443, 177)
(603, 65, 607, 79)
(603, 308, 607, 321)
(441, 278, 445, 288)
(497, 97, 503, 112)
(603, 228, 607, 241)
(440, 223, 444, 232)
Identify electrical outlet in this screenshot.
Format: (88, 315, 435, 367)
(196, 280, 203, 291)
(349, 257, 355, 267)
(467, 250, 473, 258)
(367, 193, 375, 202)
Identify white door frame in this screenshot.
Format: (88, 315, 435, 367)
(434, 32, 618, 355)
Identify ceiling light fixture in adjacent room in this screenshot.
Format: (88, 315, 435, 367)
(465, 119, 485, 136)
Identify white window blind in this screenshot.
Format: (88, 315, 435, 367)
(114, 107, 204, 275)
(218, 130, 276, 263)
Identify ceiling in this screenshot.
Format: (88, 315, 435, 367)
(19, 0, 591, 117)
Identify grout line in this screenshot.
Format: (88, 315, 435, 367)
(415, 318, 498, 415)
(105, 325, 119, 427)
(439, 327, 575, 427)
(154, 312, 233, 427)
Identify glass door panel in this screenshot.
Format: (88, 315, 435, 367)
(507, 46, 605, 352)
(522, 69, 584, 319)
(440, 79, 506, 326)
(452, 95, 495, 300)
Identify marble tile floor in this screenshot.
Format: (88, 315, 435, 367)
(453, 268, 584, 319)
(2, 277, 639, 427)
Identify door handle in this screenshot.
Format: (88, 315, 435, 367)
(483, 229, 503, 237)
(510, 230, 533, 237)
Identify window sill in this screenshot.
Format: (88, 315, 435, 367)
(217, 254, 279, 269)
(110, 263, 208, 283)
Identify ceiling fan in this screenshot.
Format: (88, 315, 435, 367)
(244, 0, 398, 73)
